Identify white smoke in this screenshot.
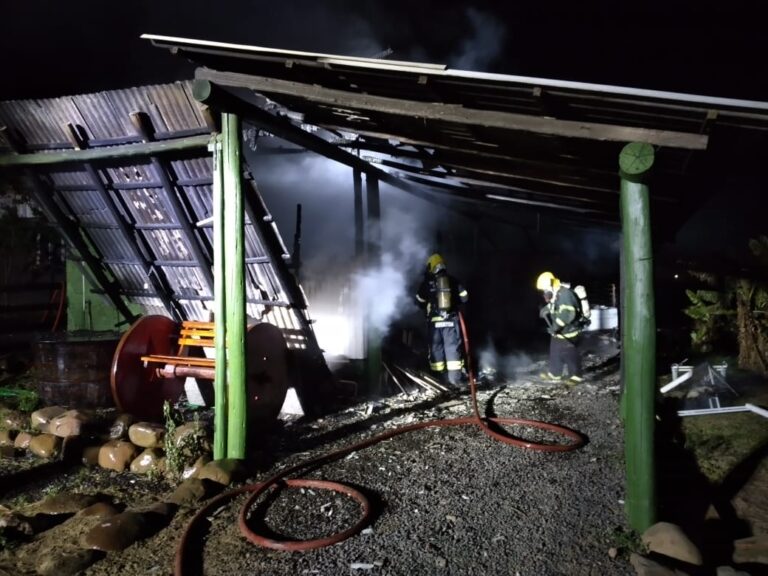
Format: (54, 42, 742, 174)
(477, 338, 533, 380)
(449, 8, 507, 71)
(352, 201, 432, 334)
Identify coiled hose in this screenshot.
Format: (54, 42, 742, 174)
(174, 313, 585, 574)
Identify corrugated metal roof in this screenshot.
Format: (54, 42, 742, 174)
(0, 81, 318, 350)
(138, 35, 768, 228)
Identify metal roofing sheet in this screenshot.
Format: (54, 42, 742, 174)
(0, 81, 320, 351)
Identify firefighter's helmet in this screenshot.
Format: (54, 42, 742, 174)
(535, 271, 560, 291)
(427, 253, 446, 274)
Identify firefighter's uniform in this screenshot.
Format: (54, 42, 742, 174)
(416, 254, 469, 386)
(536, 271, 584, 383)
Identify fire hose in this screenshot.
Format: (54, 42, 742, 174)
(174, 312, 585, 575)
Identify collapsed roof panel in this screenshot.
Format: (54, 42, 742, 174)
(0, 81, 318, 351)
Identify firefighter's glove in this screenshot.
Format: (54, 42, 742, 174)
(547, 324, 558, 335)
(539, 306, 551, 319)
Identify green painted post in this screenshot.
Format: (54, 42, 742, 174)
(619, 142, 657, 532)
(212, 134, 227, 460)
(222, 113, 247, 459)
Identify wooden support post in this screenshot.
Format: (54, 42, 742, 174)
(212, 134, 228, 460)
(222, 113, 247, 459)
(365, 173, 382, 395)
(619, 142, 657, 532)
(353, 168, 363, 260)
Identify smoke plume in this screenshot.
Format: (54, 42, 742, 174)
(449, 8, 507, 71)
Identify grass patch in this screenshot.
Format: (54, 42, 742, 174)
(682, 396, 768, 484)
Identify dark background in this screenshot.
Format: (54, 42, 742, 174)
(3, 0, 766, 362)
(3, 0, 766, 100)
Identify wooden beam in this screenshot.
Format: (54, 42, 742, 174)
(0, 134, 212, 167)
(195, 68, 709, 150)
(192, 79, 443, 207)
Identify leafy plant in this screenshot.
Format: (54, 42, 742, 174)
(163, 401, 181, 482)
(609, 526, 647, 556)
(163, 401, 208, 483)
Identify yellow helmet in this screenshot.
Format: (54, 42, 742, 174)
(535, 271, 560, 291)
(427, 253, 445, 274)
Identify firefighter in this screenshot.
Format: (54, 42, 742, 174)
(415, 253, 469, 386)
(536, 271, 584, 384)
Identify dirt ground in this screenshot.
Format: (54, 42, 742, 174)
(2, 333, 764, 575)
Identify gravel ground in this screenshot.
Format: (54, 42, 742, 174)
(1, 336, 633, 575)
(67, 337, 635, 576)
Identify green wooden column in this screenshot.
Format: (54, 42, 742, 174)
(619, 142, 657, 532)
(211, 134, 227, 460)
(222, 113, 247, 459)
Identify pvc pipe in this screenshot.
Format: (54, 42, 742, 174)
(660, 371, 692, 394)
(746, 404, 768, 419)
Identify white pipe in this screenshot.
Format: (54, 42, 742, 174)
(660, 371, 692, 394)
(746, 404, 768, 419)
(677, 406, 750, 417)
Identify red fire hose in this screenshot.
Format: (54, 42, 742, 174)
(174, 312, 585, 575)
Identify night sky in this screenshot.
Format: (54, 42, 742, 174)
(3, 0, 767, 101)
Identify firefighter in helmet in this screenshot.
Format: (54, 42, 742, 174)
(415, 253, 469, 386)
(536, 271, 584, 384)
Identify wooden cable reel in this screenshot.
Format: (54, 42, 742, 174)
(110, 315, 288, 425)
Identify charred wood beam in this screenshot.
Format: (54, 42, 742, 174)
(192, 79, 445, 207)
(350, 139, 618, 192)
(195, 68, 709, 150)
(367, 156, 614, 206)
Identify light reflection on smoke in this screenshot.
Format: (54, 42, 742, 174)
(477, 338, 533, 381)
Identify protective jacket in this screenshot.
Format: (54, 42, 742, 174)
(415, 271, 468, 384)
(546, 285, 583, 339)
(415, 271, 468, 322)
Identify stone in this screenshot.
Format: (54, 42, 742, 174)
(0, 429, 17, 446)
(98, 440, 138, 472)
(30, 406, 66, 432)
(47, 409, 91, 438)
(0, 508, 34, 535)
(182, 454, 211, 480)
(82, 445, 101, 467)
(109, 413, 135, 440)
(35, 548, 99, 576)
(732, 458, 768, 536)
(29, 434, 61, 459)
(13, 430, 33, 450)
(168, 478, 205, 506)
(77, 502, 120, 518)
(196, 458, 244, 486)
(21, 492, 101, 515)
(642, 521, 703, 566)
(136, 501, 176, 519)
(2, 409, 27, 430)
(733, 535, 768, 565)
(130, 448, 163, 474)
(81, 511, 148, 552)
(172, 421, 208, 448)
(608, 547, 618, 558)
(128, 422, 165, 448)
(629, 553, 689, 576)
(716, 567, 752, 576)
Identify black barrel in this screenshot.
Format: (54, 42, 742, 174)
(33, 332, 120, 408)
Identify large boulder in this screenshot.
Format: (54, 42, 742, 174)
(98, 440, 138, 472)
(29, 434, 62, 459)
(641, 522, 703, 566)
(47, 410, 92, 438)
(130, 448, 164, 474)
(109, 413, 135, 440)
(128, 422, 165, 448)
(732, 458, 768, 536)
(732, 534, 768, 565)
(30, 406, 66, 432)
(81, 511, 148, 552)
